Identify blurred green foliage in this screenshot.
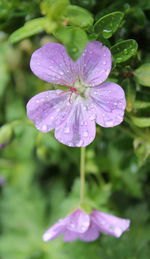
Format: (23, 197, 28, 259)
(0, 0, 150, 258)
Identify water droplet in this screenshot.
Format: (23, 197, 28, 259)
(103, 29, 112, 33)
(83, 132, 88, 137)
(70, 223, 75, 228)
(114, 227, 122, 237)
(42, 125, 48, 131)
(76, 140, 83, 146)
(50, 116, 54, 120)
(36, 100, 39, 103)
(103, 61, 106, 65)
(59, 71, 64, 75)
(89, 114, 96, 120)
(105, 120, 114, 127)
(68, 142, 73, 146)
(64, 127, 70, 133)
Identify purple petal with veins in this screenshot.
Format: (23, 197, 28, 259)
(27, 41, 126, 147)
(43, 209, 130, 243)
(91, 210, 130, 238)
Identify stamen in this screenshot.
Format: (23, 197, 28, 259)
(59, 78, 80, 103)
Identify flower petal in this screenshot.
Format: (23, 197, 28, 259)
(91, 210, 130, 238)
(30, 43, 76, 85)
(55, 98, 96, 147)
(43, 218, 67, 241)
(90, 82, 126, 127)
(77, 41, 111, 86)
(66, 209, 90, 233)
(79, 222, 100, 242)
(63, 230, 79, 242)
(26, 90, 72, 132)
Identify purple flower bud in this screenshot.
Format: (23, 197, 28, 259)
(43, 209, 130, 242)
(27, 41, 126, 147)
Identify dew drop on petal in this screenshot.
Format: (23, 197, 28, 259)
(76, 140, 84, 147)
(83, 132, 88, 137)
(42, 125, 48, 131)
(114, 227, 122, 237)
(105, 121, 114, 127)
(89, 114, 96, 121)
(64, 127, 70, 133)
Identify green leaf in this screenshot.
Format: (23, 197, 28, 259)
(66, 5, 94, 28)
(9, 18, 47, 43)
(94, 11, 124, 39)
(55, 26, 88, 61)
(131, 116, 150, 128)
(134, 138, 150, 165)
(134, 63, 150, 87)
(111, 39, 138, 63)
(122, 78, 136, 112)
(133, 100, 150, 109)
(41, 0, 69, 19)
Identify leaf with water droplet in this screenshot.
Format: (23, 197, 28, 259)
(66, 5, 94, 28)
(111, 39, 138, 63)
(94, 11, 124, 39)
(134, 63, 150, 87)
(55, 26, 88, 61)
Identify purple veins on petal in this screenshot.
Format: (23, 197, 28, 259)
(77, 41, 111, 86)
(43, 218, 68, 241)
(42, 208, 130, 243)
(91, 210, 130, 238)
(28, 41, 126, 147)
(30, 43, 76, 86)
(55, 100, 96, 147)
(67, 209, 90, 233)
(79, 222, 100, 242)
(26, 90, 72, 133)
(90, 82, 126, 128)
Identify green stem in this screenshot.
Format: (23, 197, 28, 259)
(80, 147, 86, 202)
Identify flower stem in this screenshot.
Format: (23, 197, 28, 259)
(80, 147, 86, 202)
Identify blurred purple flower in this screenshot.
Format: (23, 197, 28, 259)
(43, 209, 130, 242)
(27, 41, 126, 147)
(0, 175, 5, 187)
(0, 143, 7, 149)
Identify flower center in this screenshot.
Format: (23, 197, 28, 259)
(61, 78, 80, 103)
(59, 78, 89, 103)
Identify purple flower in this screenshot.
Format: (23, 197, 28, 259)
(27, 41, 126, 147)
(43, 209, 130, 242)
(0, 143, 7, 149)
(0, 175, 5, 187)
